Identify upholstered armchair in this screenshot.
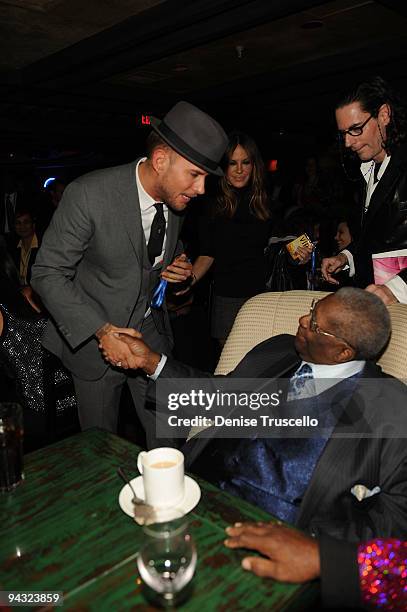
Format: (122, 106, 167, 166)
(216, 290, 407, 381)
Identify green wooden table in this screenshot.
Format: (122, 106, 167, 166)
(0, 429, 318, 611)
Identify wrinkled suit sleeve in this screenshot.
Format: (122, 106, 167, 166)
(31, 181, 106, 349)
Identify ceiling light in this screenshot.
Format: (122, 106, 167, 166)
(44, 177, 56, 188)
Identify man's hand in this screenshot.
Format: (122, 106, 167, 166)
(118, 334, 161, 375)
(321, 253, 348, 284)
(161, 253, 192, 285)
(224, 522, 320, 583)
(96, 323, 141, 369)
(365, 283, 398, 305)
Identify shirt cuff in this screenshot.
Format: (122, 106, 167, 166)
(385, 275, 407, 303)
(341, 249, 354, 277)
(148, 354, 167, 381)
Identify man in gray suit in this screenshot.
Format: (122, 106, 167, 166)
(31, 101, 228, 444)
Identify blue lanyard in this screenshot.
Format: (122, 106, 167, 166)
(151, 257, 191, 308)
(311, 248, 316, 276)
(151, 278, 168, 309)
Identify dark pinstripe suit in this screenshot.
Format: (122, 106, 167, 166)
(161, 334, 407, 542)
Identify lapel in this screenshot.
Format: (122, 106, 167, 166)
(163, 209, 182, 267)
(116, 159, 183, 269)
(296, 362, 382, 527)
(116, 159, 144, 265)
(259, 355, 299, 382)
(362, 147, 407, 229)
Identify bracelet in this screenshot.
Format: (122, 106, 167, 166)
(191, 272, 197, 284)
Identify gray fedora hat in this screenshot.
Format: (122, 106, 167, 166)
(150, 101, 228, 176)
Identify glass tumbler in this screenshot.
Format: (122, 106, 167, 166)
(0, 403, 24, 493)
(137, 512, 197, 607)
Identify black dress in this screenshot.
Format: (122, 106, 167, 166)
(199, 187, 272, 340)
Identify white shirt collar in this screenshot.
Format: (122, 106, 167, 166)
(135, 157, 166, 213)
(295, 359, 365, 398)
(307, 360, 365, 379)
(360, 154, 391, 184)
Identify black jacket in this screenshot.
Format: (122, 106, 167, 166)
(351, 144, 407, 287)
(319, 535, 360, 608)
(160, 335, 407, 542)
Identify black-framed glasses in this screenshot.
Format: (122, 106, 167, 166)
(309, 299, 355, 350)
(337, 114, 373, 139)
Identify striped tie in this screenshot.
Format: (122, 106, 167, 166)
(287, 363, 314, 402)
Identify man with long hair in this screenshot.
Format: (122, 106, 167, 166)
(322, 76, 407, 304)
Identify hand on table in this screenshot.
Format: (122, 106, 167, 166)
(321, 253, 348, 284)
(96, 323, 141, 369)
(365, 283, 398, 305)
(224, 522, 320, 583)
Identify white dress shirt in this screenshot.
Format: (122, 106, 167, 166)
(292, 359, 366, 399)
(150, 356, 366, 389)
(135, 158, 168, 266)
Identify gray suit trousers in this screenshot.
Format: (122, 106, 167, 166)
(72, 313, 172, 446)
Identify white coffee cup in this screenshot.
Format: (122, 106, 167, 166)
(137, 447, 185, 508)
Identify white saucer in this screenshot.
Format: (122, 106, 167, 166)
(119, 475, 201, 521)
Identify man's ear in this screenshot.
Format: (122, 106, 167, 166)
(378, 103, 391, 127)
(151, 146, 170, 174)
(335, 343, 355, 364)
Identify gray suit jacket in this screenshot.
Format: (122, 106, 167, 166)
(31, 159, 183, 380)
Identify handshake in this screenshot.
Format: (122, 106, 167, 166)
(96, 253, 193, 371)
(96, 323, 161, 374)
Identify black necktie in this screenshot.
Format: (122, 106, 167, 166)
(373, 162, 382, 184)
(148, 203, 165, 265)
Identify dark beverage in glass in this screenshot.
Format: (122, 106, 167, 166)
(0, 403, 24, 492)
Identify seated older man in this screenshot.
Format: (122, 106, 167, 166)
(113, 288, 407, 542)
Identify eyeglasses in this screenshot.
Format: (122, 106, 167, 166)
(337, 114, 373, 139)
(309, 299, 355, 350)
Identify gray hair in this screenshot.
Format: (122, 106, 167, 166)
(327, 287, 391, 360)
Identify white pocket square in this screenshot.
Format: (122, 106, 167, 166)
(351, 484, 381, 502)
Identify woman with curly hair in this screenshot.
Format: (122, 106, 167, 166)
(191, 131, 272, 345)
